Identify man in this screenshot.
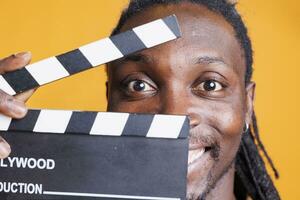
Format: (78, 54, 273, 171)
(0, 0, 280, 199)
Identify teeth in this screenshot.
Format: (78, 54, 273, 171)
(188, 148, 205, 165)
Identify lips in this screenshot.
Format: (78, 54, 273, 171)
(188, 148, 205, 165)
(188, 146, 212, 165)
(188, 125, 219, 166)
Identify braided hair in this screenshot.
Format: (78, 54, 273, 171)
(110, 0, 280, 199)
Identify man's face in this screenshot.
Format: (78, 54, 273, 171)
(107, 2, 254, 199)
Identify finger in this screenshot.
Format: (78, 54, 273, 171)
(0, 51, 32, 74)
(0, 90, 27, 118)
(15, 88, 36, 102)
(0, 137, 11, 159)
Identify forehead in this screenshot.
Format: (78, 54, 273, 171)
(117, 2, 246, 77)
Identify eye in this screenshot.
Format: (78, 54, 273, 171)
(198, 80, 223, 92)
(127, 80, 154, 92)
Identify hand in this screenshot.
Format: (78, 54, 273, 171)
(0, 52, 35, 159)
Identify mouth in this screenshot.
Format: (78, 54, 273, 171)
(188, 146, 212, 165)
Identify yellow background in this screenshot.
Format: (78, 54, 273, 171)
(0, 0, 299, 199)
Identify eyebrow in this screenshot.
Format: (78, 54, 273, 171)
(121, 53, 153, 64)
(118, 54, 228, 68)
(195, 56, 228, 66)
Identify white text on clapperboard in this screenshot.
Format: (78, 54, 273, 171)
(0, 157, 55, 194)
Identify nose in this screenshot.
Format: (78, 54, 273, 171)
(158, 86, 199, 128)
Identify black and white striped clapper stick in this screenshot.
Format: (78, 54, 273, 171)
(0, 109, 189, 139)
(0, 15, 181, 96)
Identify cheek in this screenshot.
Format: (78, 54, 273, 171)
(198, 95, 245, 156)
(198, 101, 245, 183)
(217, 103, 244, 138)
(211, 100, 245, 161)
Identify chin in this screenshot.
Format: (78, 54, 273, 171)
(186, 146, 216, 200)
(186, 146, 237, 200)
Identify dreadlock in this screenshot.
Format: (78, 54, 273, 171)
(110, 0, 280, 199)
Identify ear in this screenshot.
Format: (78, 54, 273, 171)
(245, 81, 256, 126)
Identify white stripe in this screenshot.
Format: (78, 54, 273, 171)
(90, 112, 129, 136)
(43, 191, 180, 200)
(133, 19, 176, 48)
(0, 114, 12, 131)
(146, 115, 186, 138)
(79, 38, 123, 67)
(26, 57, 69, 85)
(0, 75, 16, 95)
(33, 110, 72, 133)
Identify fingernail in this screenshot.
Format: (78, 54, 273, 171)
(15, 51, 31, 61)
(7, 98, 27, 117)
(0, 139, 11, 158)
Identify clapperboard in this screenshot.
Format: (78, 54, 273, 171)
(0, 15, 189, 200)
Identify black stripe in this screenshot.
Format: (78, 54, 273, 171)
(65, 111, 97, 135)
(122, 114, 154, 137)
(2, 68, 39, 94)
(8, 110, 41, 132)
(56, 49, 92, 74)
(162, 15, 181, 38)
(110, 30, 146, 56)
(178, 117, 189, 138)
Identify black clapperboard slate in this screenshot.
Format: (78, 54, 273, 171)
(0, 110, 189, 200)
(0, 15, 189, 200)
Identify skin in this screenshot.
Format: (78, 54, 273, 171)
(107, 3, 255, 200)
(0, 2, 255, 200)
